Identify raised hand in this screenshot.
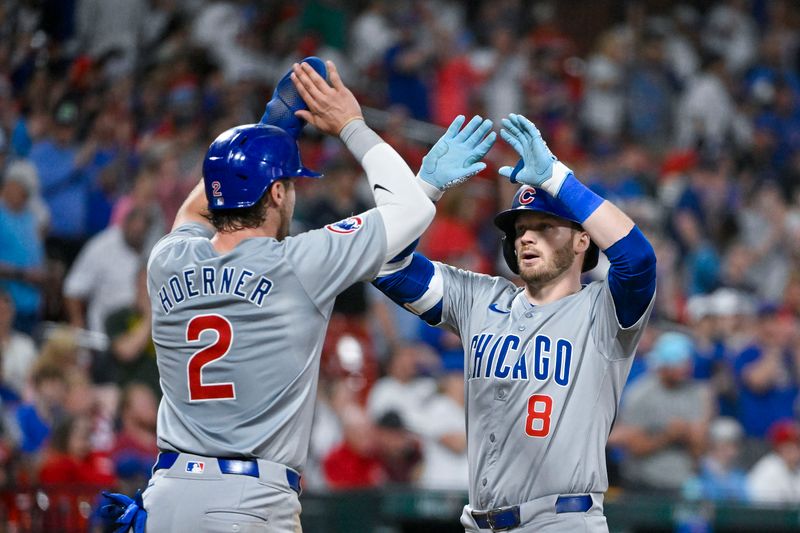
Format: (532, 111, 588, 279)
(498, 113, 559, 189)
(419, 115, 496, 191)
(291, 60, 363, 136)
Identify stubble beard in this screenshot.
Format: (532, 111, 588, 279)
(518, 239, 576, 287)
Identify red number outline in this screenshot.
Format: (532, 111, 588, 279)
(525, 394, 553, 437)
(186, 314, 236, 401)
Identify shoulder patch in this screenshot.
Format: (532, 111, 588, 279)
(325, 216, 363, 234)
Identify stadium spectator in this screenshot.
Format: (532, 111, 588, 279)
(686, 294, 737, 416)
(0, 290, 37, 401)
(350, 0, 396, 74)
(62, 205, 152, 333)
(703, 0, 759, 75)
(373, 410, 423, 485)
(366, 342, 437, 432)
(102, 266, 159, 396)
(14, 361, 68, 455)
(0, 161, 46, 333)
(110, 383, 158, 493)
(625, 31, 676, 149)
(733, 304, 799, 440)
(747, 420, 800, 504)
(416, 366, 468, 490)
(684, 417, 749, 501)
(29, 101, 94, 263)
(478, 26, 525, 127)
(108, 155, 166, 252)
(323, 406, 386, 489)
(675, 53, 739, 156)
(581, 28, 630, 144)
(39, 415, 115, 488)
(613, 332, 713, 492)
(384, 13, 433, 122)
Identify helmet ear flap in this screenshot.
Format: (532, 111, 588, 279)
(501, 233, 519, 274)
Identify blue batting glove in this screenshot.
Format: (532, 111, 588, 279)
(100, 490, 147, 533)
(419, 115, 496, 191)
(498, 114, 557, 188)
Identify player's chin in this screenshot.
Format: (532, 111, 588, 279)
(518, 263, 552, 284)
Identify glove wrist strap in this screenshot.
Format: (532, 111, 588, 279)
(539, 160, 571, 196)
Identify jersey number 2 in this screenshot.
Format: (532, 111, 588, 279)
(186, 314, 236, 401)
(525, 394, 553, 437)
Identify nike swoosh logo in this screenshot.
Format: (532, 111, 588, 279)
(488, 303, 511, 314)
(373, 184, 392, 193)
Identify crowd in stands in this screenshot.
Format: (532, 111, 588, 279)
(1, 0, 800, 525)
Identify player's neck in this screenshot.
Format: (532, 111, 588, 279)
(211, 223, 282, 253)
(523, 270, 583, 306)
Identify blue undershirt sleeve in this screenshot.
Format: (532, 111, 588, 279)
(603, 226, 657, 328)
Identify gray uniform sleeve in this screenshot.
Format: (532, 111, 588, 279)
(285, 209, 387, 309)
(591, 280, 655, 361)
(148, 223, 214, 268)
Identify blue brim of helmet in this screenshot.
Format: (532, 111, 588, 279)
(293, 166, 322, 179)
(493, 206, 576, 235)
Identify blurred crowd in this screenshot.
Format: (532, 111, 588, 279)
(1, 0, 800, 526)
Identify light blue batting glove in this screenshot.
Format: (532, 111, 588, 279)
(419, 115, 496, 192)
(498, 114, 570, 195)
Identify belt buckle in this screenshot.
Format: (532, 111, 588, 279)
(486, 505, 520, 531)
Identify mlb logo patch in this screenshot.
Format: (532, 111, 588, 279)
(326, 216, 363, 234)
(186, 461, 205, 474)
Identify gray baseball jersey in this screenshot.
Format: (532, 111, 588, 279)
(435, 263, 653, 510)
(146, 211, 386, 472)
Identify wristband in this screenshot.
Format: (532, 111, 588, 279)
(339, 119, 383, 161)
(556, 174, 604, 223)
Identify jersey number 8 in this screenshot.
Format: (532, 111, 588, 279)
(186, 314, 236, 401)
(525, 394, 553, 437)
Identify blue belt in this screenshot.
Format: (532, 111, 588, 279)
(153, 452, 301, 494)
(472, 495, 592, 531)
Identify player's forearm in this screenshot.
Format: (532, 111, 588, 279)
(340, 119, 435, 261)
(172, 179, 213, 231)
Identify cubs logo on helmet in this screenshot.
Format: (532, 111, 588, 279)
(326, 216, 363, 234)
(518, 187, 536, 205)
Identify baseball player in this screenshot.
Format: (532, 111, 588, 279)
(373, 113, 657, 532)
(116, 59, 440, 532)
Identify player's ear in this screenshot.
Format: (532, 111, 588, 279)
(573, 230, 590, 254)
(267, 180, 286, 207)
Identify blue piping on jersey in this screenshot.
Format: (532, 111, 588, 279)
(604, 226, 656, 328)
(388, 238, 419, 263)
(373, 252, 443, 325)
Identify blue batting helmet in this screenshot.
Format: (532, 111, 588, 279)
(494, 185, 599, 273)
(203, 124, 321, 210)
